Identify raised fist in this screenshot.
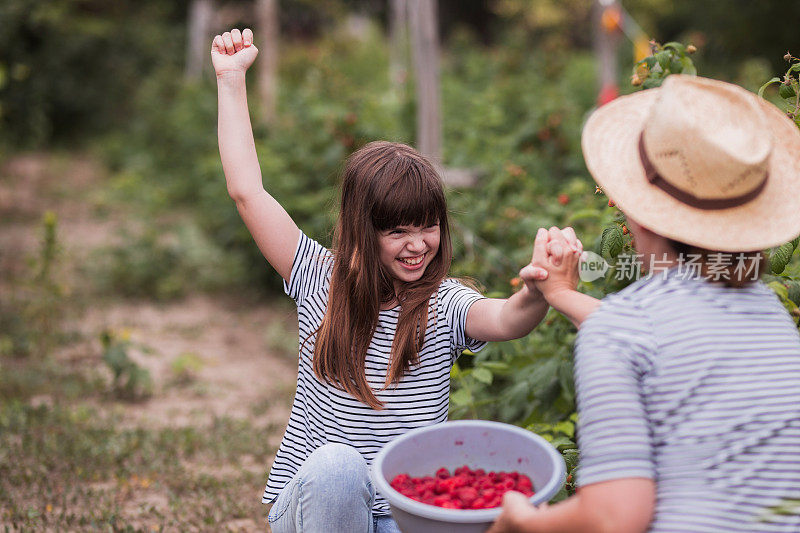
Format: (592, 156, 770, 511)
(211, 28, 258, 76)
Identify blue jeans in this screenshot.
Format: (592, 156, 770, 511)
(267, 443, 402, 533)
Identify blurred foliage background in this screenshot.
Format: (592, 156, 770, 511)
(4, 0, 797, 284)
(2, 0, 800, 523)
(4, 0, 800, 464)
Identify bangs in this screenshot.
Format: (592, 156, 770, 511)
(370, 160, 446, 231)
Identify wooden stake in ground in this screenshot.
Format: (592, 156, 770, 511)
(389, 0, 409, 96)
(256, 0, 279, 125)
(408, 0, 441, 164)
(185, 0, 214, 81)
(593, 0, 622, 105)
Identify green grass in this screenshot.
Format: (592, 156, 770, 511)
(0, 150, 289, 531)
(0, 360, 280, 531)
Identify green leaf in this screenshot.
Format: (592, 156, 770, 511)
(642, 77, 662, 90)
(450, 388, 473, 407)
(770, 242, 794, 274)
(792, 236, 800, 249)
(663, 42, 686, 55)
(779, 84, 796, 100)
(768, 281, 789, 301)
(558, 359, 575, 403)
(527, 357, 560, 396)
(480, 361, 510, 373)
(669, 58, 683, 74)
(655, 51, 671, 71)
(790, 64, 800, 73)
(786, 281, 800, 307)
(552, 419, 575, 437)
(643, 56, 657, 69)
(472, 367, 493, 385)
(679, 57, 697, 76)
(547, 435, 576, 451)
(561, 448, 580, 471)
(600, 226, 625, 260)
(758, 77, 782, 98)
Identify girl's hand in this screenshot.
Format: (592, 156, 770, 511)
(211, 28, 258, 77)
(520, 227, 581, 300)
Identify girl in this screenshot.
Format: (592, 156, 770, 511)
(490, 75, 800, 532)
(211, 29, 579, 533)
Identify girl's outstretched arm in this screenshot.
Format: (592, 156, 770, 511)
(464, 283, 549, 343)
(464, 227, 580, 342)
(213, 28, 299, 282)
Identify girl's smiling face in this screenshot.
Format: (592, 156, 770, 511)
(377, 222, 441, 285)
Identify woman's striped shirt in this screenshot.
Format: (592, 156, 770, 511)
(574, 268, 800, 532)
(262, 232, 486, 514)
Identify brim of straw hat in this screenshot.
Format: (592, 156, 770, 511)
(581, 85, 800, 252)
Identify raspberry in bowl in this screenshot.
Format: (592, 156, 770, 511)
(370, 420, 565, 533)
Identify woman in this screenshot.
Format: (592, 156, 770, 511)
(491, 75, 800, 532)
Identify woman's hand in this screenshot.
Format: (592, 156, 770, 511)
(487, 491, 541, 533)
(211, 28, 258, 77)
(520, 227, 582, 300)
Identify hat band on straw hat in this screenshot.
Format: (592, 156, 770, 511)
(638, 134, 769, 210)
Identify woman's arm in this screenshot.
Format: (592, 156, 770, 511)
(214, 28, 299, 282)
(522, 227, 600, 328)
(487, 478, 656, 533)
(537, 288, 600, 328)
(465, 227, 579, 341)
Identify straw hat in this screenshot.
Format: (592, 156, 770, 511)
(582, 74, 800, 251)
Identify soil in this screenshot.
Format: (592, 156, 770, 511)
(0, 152, 298, 531)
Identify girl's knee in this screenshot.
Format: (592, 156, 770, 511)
(304, 443, 371, 489)
(309, 443, 367, 471)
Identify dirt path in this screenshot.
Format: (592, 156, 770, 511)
(1, 153, 298, 531)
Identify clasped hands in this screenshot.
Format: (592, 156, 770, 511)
(519, 226, 582, 301)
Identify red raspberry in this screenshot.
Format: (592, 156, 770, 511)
(456, 487, 478, 506)
(470, 497, 486, 509)
(390, 465, 537, 510)
(433, 495, 452, 507)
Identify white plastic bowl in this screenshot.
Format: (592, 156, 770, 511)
(371, 420, 566, 533)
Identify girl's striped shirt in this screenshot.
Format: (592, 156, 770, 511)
(262, 232, 486, 515)
(574, 268, 800, 532)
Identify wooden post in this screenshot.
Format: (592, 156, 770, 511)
(408, 0, 441, 164)
(256, 0, 279, 124)
(185, 0, 214, 81)
(593, 0, 622, 105)
(389, 0, 409, 95)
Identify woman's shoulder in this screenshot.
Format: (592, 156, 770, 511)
(579, 278, 657, 341)
(598, 270, 691, 312)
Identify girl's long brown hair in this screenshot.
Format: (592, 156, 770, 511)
(312, 141, 452, 409)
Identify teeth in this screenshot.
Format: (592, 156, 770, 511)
(400, 255, 424, 265)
